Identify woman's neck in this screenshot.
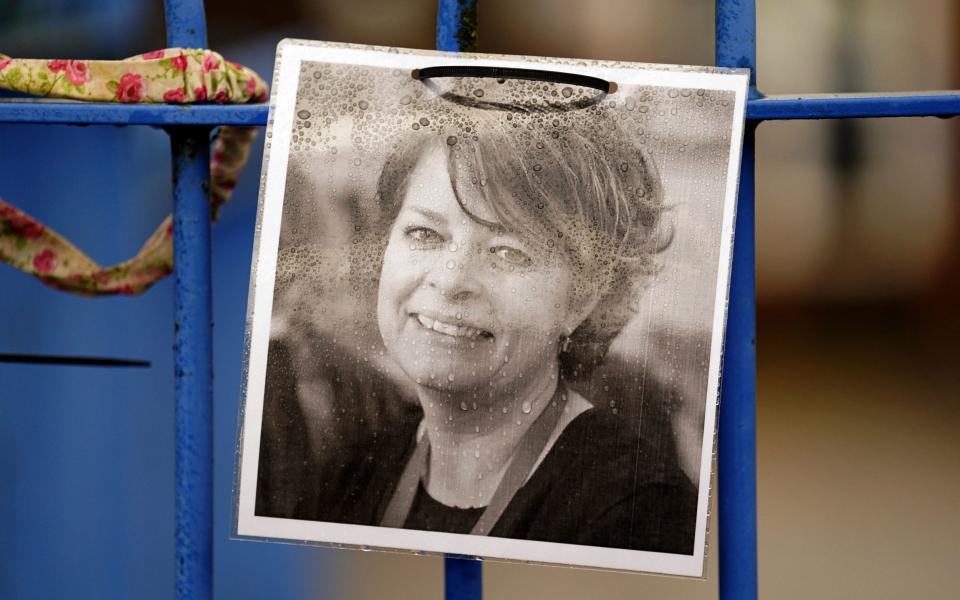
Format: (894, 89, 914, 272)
(416, 361, 561, 508)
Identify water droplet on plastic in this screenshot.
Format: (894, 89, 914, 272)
(561, 87, 573, 98)
(446, 135, 458, 146)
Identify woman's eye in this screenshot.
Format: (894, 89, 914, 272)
(489, 245, 533, 267)
(404, 226, 443, 245)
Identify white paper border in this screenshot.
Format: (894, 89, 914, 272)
(235, 39, 749, 578)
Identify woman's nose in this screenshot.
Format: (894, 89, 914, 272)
(425, 241, 484, 301)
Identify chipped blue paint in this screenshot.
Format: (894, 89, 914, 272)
(0, 103, 267, 126)
(436, 0, 478, 52)
(6, 93, 960, 128)
(165, 2, 213, 599)
(170, 128, 214, 600)
(164, 0, 208, 48)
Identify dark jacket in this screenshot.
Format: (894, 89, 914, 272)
(255, 338, 696, 555)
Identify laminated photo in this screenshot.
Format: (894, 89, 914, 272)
(235, 39, 748, 577)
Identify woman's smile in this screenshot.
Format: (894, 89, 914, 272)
(412, 312, 494, 341)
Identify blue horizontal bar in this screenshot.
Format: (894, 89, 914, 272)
(2, 92, 960, 127)
(748, 92, 960, 120)
(0, 101, 267, 126)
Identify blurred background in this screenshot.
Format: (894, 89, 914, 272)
(1, 0, 957, 598)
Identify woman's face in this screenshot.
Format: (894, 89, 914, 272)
(377, 143, 584, 395)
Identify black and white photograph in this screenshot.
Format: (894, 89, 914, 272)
(235, 40, 748, 576)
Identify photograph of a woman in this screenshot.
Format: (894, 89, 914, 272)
(237, 41, 747, 576)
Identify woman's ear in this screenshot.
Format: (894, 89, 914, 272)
(564, 289, 601, 336)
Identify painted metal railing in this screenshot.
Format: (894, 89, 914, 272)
(2, 0, 959, 598)
(165, 2, 214, 598)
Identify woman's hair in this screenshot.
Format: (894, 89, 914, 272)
(375, 107, 665, 380)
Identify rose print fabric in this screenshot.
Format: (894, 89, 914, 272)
(0, 48, 266, 295)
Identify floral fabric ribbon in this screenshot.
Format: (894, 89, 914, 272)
(0, 48, 266, 295)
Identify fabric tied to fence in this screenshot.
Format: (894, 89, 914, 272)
(0, 48, 266, 295)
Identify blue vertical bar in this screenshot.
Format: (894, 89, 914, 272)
(437, 0, 483, 597)
(716, 1, 759, 599)
(436, 0, 478, 52)
(717, 127, 758, 600)
(716, 0, 759, 93)
(445, 555, 483, 600)
(164, 0, 209, 49)
(171, 129, 214, 600)
(164, 2, 213, 599)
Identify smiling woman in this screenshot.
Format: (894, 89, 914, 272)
(238, 42, 748, 575)
(254, 100, 697, 554)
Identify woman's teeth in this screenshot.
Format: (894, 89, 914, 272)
(416, 314, 490, 340)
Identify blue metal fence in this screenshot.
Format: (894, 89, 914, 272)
(2, 0, 958, 598)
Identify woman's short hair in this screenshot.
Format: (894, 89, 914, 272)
(376, 106, 665, 380)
